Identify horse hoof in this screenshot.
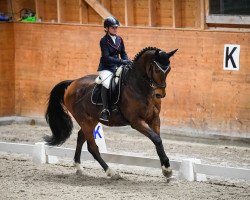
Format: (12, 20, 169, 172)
(111, 174, 122, 180)
(106, 168, 121, 179)
(74, 163, 84, 175)
(162, 166, 172, 178)
(76, 169, 83, 175)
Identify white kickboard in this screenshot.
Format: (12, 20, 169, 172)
(83, 123, 107, 153)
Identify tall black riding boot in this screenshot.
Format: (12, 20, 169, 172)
(100, 86, 110, 122)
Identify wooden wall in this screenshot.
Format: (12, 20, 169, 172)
(181, 0, 198, 28)
(60, 0, 79, 23)
(6, 22, 249, 137)
(110, 0, 125, 25)
(2, 0, 249, 29)
(4, 0, 203, 28)
(157, 0, 172, 27)
(36, 0, 57, 22)
(0, 0, 9, 12)
(11, 0, 36, 20)
(0, 23, 15, 116)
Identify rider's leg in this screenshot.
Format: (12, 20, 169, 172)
(100, 86, 110, 121)
(98, 70, 113, 121)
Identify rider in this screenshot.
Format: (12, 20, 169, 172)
(98, 16, 132, 122)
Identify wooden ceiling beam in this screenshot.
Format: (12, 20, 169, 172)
(84, 0, 112, 19)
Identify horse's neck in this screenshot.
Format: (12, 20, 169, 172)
(132, 52, 153, 81)
(126, 58, 152, 95)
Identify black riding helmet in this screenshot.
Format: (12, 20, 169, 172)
(104, 16, 120, 28)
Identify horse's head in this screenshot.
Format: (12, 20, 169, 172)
(146, 48, 178, 98)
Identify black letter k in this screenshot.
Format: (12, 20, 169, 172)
(225, 47, 237, 68)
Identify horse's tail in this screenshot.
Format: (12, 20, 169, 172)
(44, 80, 73, 146)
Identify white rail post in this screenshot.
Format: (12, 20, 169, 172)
(178, 158, 207, 182)
(32, 142, 46, 164)
(178, 158, 195, 181)
(33, 142, 59, 164)
(193, 159, 207, 182)
(46, 153, 59, 164)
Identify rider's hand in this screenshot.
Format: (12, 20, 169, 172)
(122, 60, 133, 65)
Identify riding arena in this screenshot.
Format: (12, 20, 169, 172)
(0, 1, 249, 199)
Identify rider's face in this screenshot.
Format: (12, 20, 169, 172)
(108, 26, 118, 36)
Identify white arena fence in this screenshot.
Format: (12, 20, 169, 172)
(0, 141, 250, 182)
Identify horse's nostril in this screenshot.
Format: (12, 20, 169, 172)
(155, 94, 162, 99)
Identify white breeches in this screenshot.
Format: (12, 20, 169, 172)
(98, 70, 113, 89)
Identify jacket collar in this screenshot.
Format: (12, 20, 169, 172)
(106, 34, 121, 50)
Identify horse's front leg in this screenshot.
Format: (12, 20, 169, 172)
(148, 116, 172, 178)
(132, 120, 172, 178)
(149, 116, 160, 134)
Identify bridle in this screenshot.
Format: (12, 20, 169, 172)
(147, 60, 170, 89)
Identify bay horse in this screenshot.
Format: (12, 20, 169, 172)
(45, 47, 178, 179)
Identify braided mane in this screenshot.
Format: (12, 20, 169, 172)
(133, 47, 160, 61)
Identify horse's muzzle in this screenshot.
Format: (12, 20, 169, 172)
(155, 94, 166, 99)
(154, 89, 166, 99)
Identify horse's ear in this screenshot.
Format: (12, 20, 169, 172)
(168, 49, 178, 57)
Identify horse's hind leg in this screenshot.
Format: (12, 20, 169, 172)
(87, 140, 121, 179)
(74, 129, 86, 175)
(83, 122, 121, 179)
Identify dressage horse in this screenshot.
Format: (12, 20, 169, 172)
(45, 47, 178, 179)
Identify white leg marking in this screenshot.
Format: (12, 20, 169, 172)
(162, 165, 172, 178)
(106, 168, 115, 177)
(74, 163, 84, 175)
(162, 166, 172, 172)
(106, 168, 121, 180)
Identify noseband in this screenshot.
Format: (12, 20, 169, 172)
(147, 61, 170, 89)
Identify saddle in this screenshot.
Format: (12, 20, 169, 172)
(91, 65, 130, 110)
